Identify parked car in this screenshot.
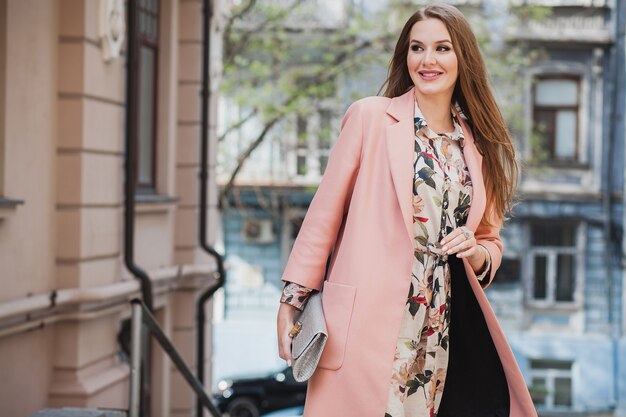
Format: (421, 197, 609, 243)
(213, 366, 307, 417)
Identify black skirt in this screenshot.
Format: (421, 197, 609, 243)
(437, 256, 510, 417)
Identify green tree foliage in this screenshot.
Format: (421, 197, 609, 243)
(219, 0, 549, 201)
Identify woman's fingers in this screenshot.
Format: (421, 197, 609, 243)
(440, 227, 475, 255)
(453, 243, 478, 258)
(277, 304, 297, 366)
(280, 333, 293, 366)
(277, 329, 293, 364)
(440, 226, 465, 246)
(277, 322, 293, 363)
(445, 236, 475, 255)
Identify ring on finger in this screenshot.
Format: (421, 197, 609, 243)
(288, 321, 302, 339)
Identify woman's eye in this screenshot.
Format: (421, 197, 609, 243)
(410, 45, 422, 52)
(437, 46, 450, 52)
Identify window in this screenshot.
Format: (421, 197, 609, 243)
(289, 215, 304, 240)
(294, 107, 335, 179)
(0, 0, 5, 197)
(280, 210, 306, 271)
(493, 258, 521, 284)
(527, 221, 582, 305)
(529, 359, 573, 410)
(532, 77, 580, 162)
(296, 115, 308, 176)
(0, 0, 24, 216)
(318, 109, 332, 174)
(135, 0, 160, 191)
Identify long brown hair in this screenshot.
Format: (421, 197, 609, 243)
(380, 3, 518, 227)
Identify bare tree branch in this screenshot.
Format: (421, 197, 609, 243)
(220, 116, 281, 203)
(223, 0, 257, 53)
(220, 36, 380, 201)
(218, 108, 258, 142)
(224, 0, 307, 64)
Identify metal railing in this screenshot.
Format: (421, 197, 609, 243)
(129, 299, 222, 417)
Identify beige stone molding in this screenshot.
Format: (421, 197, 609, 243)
(0, 263, 218, 338)
(98, 0, 125, 62)
(0, 197, 24, 220)
(48, 362, 129, 405)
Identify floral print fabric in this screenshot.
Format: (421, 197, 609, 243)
(281, 282, 315, 311)
(384, 102, 481, 417)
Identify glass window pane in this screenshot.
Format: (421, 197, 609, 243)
(556, 254, 576, 302)
(494, 258, 521, 283)
(533, 255, 547, 300)
(531, 359, 572, 370)
(532, 109, 553, 159)
(290, 217, 303, 239)
(319, 155, 328, 174)
(138, 46, 156, 186)
(139, 11, 148, 34)
(555, 110, 576, 159)
(150, 16, 158, 39)
(297, 116, 307, 148)
(554, 377, 572, 407)
(530, 377, 547, 405)
(531, 223, 577, 247)
(536, 79, 578, 106)
(147, 16, 154, 39)
(297, 155, 307, 175)
(139, 0, 157, 12)
(319, 110, 332, 149)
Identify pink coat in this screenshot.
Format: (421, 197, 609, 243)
(281, 87, 538, 417)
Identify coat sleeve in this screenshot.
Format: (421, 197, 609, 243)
(473, 188, 503, 289)
(280, 101, 364, 291)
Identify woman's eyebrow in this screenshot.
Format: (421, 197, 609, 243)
(410, 39, 452, 44)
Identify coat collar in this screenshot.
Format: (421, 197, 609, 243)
(384, 87, 486, 246)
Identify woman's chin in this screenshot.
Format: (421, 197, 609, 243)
(413, 84, 455, 100)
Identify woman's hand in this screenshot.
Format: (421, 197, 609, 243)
(440, 226, 488, 273)
(277, 302, 300, 367)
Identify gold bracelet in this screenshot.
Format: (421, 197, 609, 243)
(478, 244, 488, 269)
(481, 244, 489, 262)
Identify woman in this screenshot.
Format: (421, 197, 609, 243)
(277, 4, 537, 417)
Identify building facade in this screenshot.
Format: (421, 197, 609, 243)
(217, 0, 626, 415)
(498, 0, 626, 415)
(0, 1, 222, 416)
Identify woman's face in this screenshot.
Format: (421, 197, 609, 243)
(406, 18, 458, 100)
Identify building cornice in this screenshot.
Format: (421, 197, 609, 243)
(0, 263, 218, 339)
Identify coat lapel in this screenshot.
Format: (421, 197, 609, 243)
(385, 87, 487, 244)
(385, 89, 415, 246)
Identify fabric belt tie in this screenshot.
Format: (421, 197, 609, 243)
(414, 241, 448, 259)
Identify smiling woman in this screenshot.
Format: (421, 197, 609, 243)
(407, 19, 458, 121)
(276, 3, 535, 417)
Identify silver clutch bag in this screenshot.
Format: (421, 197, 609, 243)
(291, 291, 328, 382)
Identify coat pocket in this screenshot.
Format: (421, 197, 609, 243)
(317, 281, 357, 370)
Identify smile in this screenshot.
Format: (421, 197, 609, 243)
(418, 71, 443, 80)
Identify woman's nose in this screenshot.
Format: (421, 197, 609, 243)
(423, 48, 437, 65)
